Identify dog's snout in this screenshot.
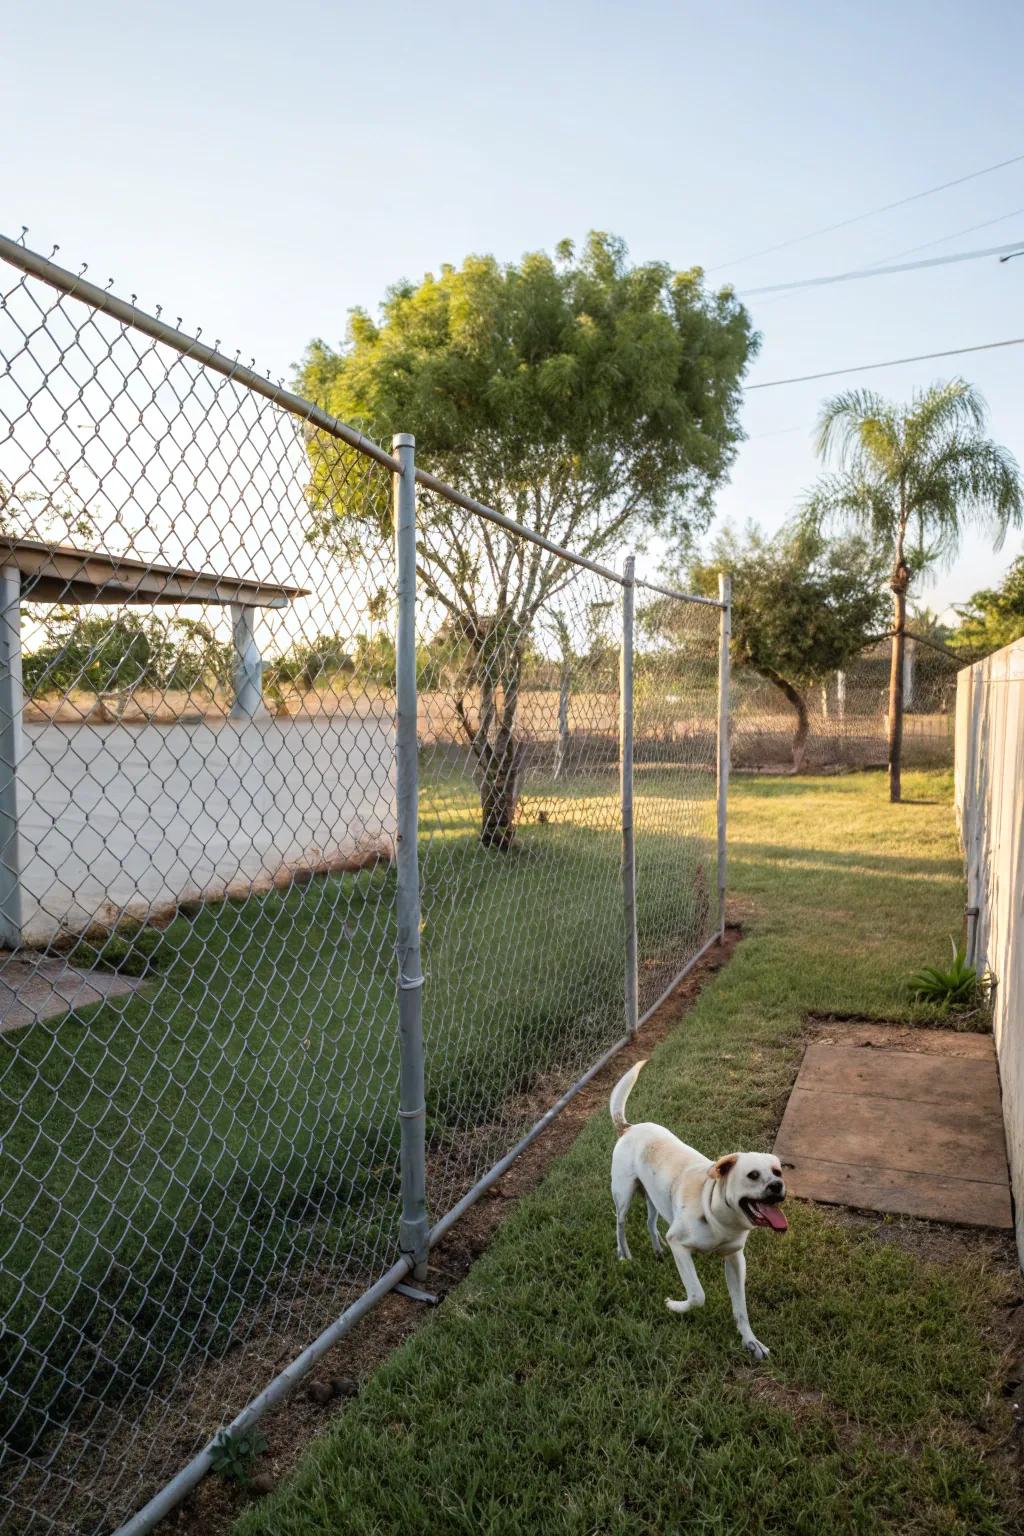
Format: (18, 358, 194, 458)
(768, 1179, 785, 1198)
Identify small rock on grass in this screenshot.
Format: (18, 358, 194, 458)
(249, 1472, 276, 1497)
(330, 1376, 358, 1399)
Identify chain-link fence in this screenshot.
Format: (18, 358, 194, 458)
(731, 640, 957, 773)
(0, 234, 727, 1536)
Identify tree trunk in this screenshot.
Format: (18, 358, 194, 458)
(887, 564, 909, 803)
(479, 738, 525, 849)
(553, 665, 570, 780)
(760, 665, 810, 773)
(469, 646, 526, 850)
(789, 690, 810, 773)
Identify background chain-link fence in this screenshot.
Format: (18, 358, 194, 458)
(730, 640, 957, 773)
(0, 235, 725, 1536)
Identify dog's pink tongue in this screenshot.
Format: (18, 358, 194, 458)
(761, 1204, 788, 1232)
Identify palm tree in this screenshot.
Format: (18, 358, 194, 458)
(806, 380, 1022, 801)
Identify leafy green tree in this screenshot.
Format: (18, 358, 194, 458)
(806, 380, 1022, 801)
(22, 611, 231, 718)
(0, 480, 94, 543)
(689, 523, 888, 771)
(951, 555, 1024, 657)
(269, 634, 354, 692)
(24, 611, 171, 719)
(298, 232, 757, 846)
(906, 603, 954, 649)
(161, 618, 233, 697)
(349, 632, 397, 687)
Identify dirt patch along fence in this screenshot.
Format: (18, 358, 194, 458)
(0, 233, 728, 1536)
(955, 637, 1024, 1266)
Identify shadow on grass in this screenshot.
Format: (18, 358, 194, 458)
(731, 841, 961, 879)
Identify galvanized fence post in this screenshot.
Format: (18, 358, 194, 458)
(716, 573, 732, 943)
(0, 564, 23, 949)
(392, 432, 430, 1280)
(620, 555, 639, 1036)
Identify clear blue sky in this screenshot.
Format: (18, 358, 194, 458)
(6, 0, 1023, 613)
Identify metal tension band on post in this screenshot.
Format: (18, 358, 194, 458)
(397, 1104, 426, 1120)
(397, 971, 425, 990)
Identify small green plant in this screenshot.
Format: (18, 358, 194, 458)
(209, 1426, 268, 1484)
(906, 939, 982, 1011)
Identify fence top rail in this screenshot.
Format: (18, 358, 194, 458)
(0, 232, 717, 609)
(412, 466, 627, 587)
(635, 576, 727, 610)
(0, 232, 402, 473)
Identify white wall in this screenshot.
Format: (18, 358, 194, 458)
(955, 638, 1024, 1262)
(15, 715, 395, 944)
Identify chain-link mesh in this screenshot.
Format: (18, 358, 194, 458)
(411, 503, 626, 1213)
(731, 642, 957, 773)
(408, 502, 722, 1225)
(0, 237, 724, 1536)
(0, 247, 403, 1535)
(633, 585, 721, 1014)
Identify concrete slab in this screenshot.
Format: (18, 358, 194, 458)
(775, 1029, 1013, 1229)
(0, 956, 141, 1032)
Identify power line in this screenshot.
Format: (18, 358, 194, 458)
(864, 206, 1024, 266)
(744, 335, 1024, 391)
(707, 151, 1024, 273)
(745, 425, 806, 440)
(747, 208, 1024, 316)
(741, 240, 1024, 297)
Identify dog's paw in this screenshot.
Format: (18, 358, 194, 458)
(665, 1297, 698, 1315)
(743, 1336, 770, 1361)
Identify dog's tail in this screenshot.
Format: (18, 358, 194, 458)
(610, 1059, 647, 1136)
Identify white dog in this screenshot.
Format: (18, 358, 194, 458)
(609, 1060, 787, 1360)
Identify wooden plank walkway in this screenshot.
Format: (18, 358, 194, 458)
(775, 1024, 1013, 1229)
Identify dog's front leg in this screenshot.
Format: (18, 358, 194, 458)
(664, 1237, 704, 1316)
(723, 1251, 769, 1360)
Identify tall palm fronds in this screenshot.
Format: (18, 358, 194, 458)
(805, 380, 1022, 800)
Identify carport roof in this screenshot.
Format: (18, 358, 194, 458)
(1, 536, 307, 608)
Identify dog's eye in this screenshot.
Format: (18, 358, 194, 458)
(747, 1171, 760, 1181)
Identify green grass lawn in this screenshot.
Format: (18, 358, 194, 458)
(0, 765, 712, 1456)
(232, 769, 1021, 1536)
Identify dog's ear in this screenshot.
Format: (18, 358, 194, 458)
(707, 1153, 738, 1181)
